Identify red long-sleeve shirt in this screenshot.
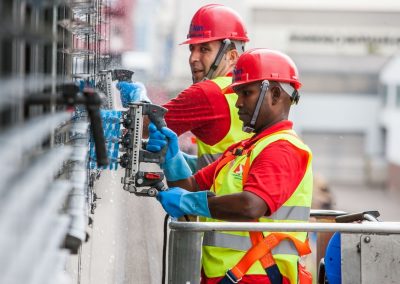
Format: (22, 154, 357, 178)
(163, 79, 232, 146)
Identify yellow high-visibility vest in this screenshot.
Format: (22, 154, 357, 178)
(196, 76, 252, 169)
(201, 130, 313, 284)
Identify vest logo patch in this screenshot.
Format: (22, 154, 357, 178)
(190, 24, 204, 32)
(188, 24, 205, 38)
(232, 164, 243, 180)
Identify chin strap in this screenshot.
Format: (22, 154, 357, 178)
(243, 80, 270, 133)
(202, 39, 232, 81)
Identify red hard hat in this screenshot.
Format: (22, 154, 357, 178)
(231, 48, 302, 90)
(181, 4, 249, 45)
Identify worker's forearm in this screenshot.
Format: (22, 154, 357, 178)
(166, 176, 199, 192)
(208, 192, 269, 221)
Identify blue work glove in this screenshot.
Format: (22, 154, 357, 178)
(157, 187, 212, 218)
(146, 122, 169, 156)
(76, 78, 95, 91)
(146, 123, 192, 181)
(88, 110, 121, 170)
(116, 81, 151, 107)
(182, 152, 198, 174)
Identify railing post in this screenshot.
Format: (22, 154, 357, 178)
(168, 229, 202, 284)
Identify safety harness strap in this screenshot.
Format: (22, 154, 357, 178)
(219, 233, 311, 283)
(249, 231, 282, 284)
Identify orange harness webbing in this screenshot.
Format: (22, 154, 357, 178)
(228, 233, 311, 281)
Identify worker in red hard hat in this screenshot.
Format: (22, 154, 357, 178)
(147, 49, 314, 283)
(117, 4, 252, 171)
(182, 3, 249, 83)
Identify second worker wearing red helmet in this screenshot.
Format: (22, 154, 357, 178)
(118, 4, 252, 171)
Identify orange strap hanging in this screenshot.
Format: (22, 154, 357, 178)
(240, 144, 255, 186)
(249, 231, 275, 270)
(227, 232, 311, 282)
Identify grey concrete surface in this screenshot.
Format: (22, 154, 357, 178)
(69, 169, 166, 284)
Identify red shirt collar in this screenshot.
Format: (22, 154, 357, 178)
(241, 120, 294, 149)
(222, 73, 234, 94)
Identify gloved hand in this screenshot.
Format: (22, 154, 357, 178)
(76, 78, 95, 91)
(146, 123, 192, 181)
(116, 81, 151, 107)
(157, 187, 212, 218)
(146, 123, 176, 161)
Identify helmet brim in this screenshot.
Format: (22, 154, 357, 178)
(230, 78, 302, 90)
(179, 37, 218, 45)
(180, 36, 249, 45)
(230, 78, 261, 90)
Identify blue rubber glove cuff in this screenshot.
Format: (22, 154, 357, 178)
(162, 151, 192, 181)
(157, 187, 212, 218)
(133, 82, 151, 103)
(182, 152, 198, 174)
(117, 81, 151, 107)
(179, 190, 211, 218)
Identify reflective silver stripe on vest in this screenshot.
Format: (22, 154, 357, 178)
(269, 206, 310, 221)
(197, 153, 222, 170)
(203, 231, 299, 255)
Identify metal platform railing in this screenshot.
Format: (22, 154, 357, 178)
(169, 221, 400, 234)
(167, 210, 400, 284)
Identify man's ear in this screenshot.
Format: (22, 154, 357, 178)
(271, 86, 281, 105)
(227, 49, 240, 64)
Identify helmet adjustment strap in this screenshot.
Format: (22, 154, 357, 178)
(291, 90, 300, 105)
(243, 80, 269, 133)
(279, 82, 300, 105)
(204, 38, 231, 81)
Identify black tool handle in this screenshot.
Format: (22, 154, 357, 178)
(83, 89, 109, 167)
(144, 104, 168, 129)
(26, 84, 109, 168)
(335, 210, 380, 223)
(142, 103, 168, 165)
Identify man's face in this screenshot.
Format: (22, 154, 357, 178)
(188, 41, 222, 83)
(234, 81, 275, 131)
